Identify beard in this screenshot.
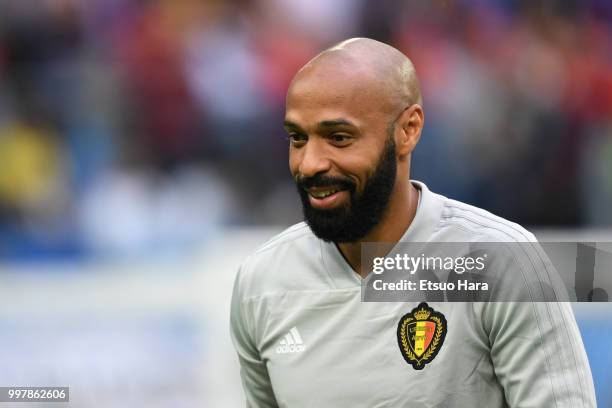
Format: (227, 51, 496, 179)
(295, 137, 397, 243)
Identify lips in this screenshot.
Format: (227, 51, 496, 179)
(307, 187, 342, 198)
(296, 175, 355, 210)
(305, 186, 348, 209)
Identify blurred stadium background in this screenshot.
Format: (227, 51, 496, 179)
(0, 0, 611, 406)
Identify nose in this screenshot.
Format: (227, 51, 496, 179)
(296, 139, 332, 179)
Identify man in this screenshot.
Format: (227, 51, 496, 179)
(230, 38, 596, 407)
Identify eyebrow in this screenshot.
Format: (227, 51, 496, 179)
(283, 118, 357, 131)
(319, 119, 356, 128)
(283, 120, 302, 130)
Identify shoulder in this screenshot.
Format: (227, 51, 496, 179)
(432, 194, 563, 302)
(251, 222, 314, 255)
(233, 222, 328, 299)
(411, 181, 536, 243)
(436, 195, 536, 243)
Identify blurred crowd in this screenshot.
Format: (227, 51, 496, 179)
(0, 0, 611, 260)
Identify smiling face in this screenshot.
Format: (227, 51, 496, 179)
(285, 56, 401, 242)
(285, 38, 424, 244)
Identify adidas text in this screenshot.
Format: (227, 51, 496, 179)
(276, 327, 305, 354)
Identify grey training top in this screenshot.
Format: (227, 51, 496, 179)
(230, 181, 596, 407)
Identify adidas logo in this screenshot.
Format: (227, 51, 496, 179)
(276, 327, 306, 354)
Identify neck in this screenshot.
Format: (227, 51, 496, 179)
(337, 180, 419, 278)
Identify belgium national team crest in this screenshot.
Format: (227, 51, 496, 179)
(397, 302, 447, 370)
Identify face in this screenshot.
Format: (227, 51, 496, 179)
(285, 68, 399, 243)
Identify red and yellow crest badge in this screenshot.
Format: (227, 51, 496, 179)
(397, 302, 447, 370)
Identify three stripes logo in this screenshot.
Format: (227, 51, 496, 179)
(276, 327, 306, 354)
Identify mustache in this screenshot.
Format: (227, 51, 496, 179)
(295, 174, 355, 191)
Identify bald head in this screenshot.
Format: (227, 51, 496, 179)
(285, 38, 425, 244)
(285, 37, 425, 200)
(290, 38, 422, 116)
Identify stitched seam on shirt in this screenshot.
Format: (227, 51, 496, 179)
(242, 287, 361, 303)
(320, 240, 340, 289)
(441, 216, 561, 405)
(255, 224, 310, 254)
(442, 204, 533, 241)
(555, 302, 589, 407)
(253, 226, 311, 256)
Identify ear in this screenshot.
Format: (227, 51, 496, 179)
(395, 104, 424, 158)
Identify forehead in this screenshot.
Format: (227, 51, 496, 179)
(285, 65, 393, 128)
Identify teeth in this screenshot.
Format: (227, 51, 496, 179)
(310, 189, 339, 198)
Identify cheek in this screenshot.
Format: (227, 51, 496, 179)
(288, 149, 301, 177)
(340, 147, 381, 179)
(289, 147, 303, 181)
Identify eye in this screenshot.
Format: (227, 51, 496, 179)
(287, 133, 308, 147)
(329, 133, 352, 146)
